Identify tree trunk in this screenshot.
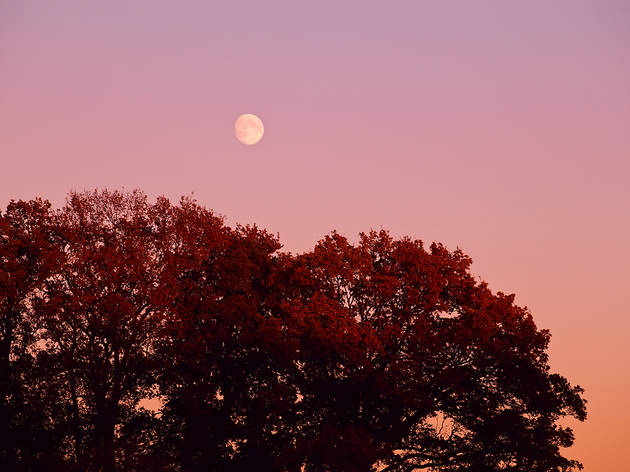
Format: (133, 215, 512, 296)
(69, 367, 83, 462)
(0, 309, 16, 469)
(94, 396, 117, 472)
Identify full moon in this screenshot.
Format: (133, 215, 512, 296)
(234, 114, 264, 145)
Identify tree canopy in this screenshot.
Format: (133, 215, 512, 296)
(0, 190, 586, 472)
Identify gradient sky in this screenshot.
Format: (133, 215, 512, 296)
(2, 1, 629, 469)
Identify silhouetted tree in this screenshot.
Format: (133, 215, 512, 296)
(153, 201, 296, 471)
(1, 190, 586, 471)
(0, 199, 67, 471)
(289, 231, 586, 472)
(34, 190, 174, 471)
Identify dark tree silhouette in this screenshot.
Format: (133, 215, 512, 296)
(0, 199, 66, 470)
(152, 200, 299, 471)
(33, 190, 175, 472)
(288, 231, 586, 472)
(0, 190, 586, 471)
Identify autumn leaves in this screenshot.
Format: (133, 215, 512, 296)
(1, 190, 586, 471)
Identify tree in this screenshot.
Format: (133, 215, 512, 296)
(34, 190, 174, 471)
(0, 199, 66, 470)
(1, 190, 586, 471)
(154, 206, 297, 471)
(288, 230, 586, 472)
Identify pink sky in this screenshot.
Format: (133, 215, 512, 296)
(2, 1, 629, 469)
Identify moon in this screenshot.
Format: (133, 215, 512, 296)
(234, 114, 264, 145)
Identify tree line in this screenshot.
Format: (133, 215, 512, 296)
(0, 189, 586, 471)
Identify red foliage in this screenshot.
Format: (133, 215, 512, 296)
(0, 190, 586, 472)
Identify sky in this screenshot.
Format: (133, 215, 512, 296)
(1, 1, 629, 469)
